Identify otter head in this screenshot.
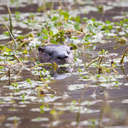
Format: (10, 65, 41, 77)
(38, 45, 73, 65)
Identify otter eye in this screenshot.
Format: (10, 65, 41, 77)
(48, 52, 52, 56)
(38, 47, 45, 52)
(57, 57, 62, 60)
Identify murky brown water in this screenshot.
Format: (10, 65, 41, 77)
(0, 0, 128, 128)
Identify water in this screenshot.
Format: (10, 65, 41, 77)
(0, 0, 128, 128)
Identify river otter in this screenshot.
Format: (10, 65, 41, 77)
(38, 45, 73, 65)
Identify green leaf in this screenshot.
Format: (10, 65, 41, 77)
(52, 16, 58, 21)
(75, 16, 81, 23)
(15, 11, 21, 20)
(3, 31, 10, 36)
(74, 23, 80, 30)
(0, 45, 5, 50)
(59, 10, 69, 20)
(17, 35, 25, 40)
(50, 109, 56, 115)
(0, 66, 4, 69)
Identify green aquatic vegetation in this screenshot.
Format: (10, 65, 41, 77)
(51, 30, 65, 43)
(85, 49, 109, 73)
(26, 78, 32, 85)
(59, 10, 70, 21)
(24, 13, 37, 30)
(32, 63, 52, 82)
(14, 11, 21, 21)
(97, 5, 104, 13)
(40, 103, 49, 113)
(21, 93, 25, 102)
(2, 16, 9, 21)
(50, 109, 63, 121)
(11, 82, 19, 91)
(0, 8, 126, 86)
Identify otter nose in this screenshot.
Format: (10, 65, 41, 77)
(57, 55, 68, 60)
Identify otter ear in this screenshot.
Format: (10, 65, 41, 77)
(38, 47, 45, 52)
(70, 47, 73, 50)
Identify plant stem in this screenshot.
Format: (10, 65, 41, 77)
(7, 6, 14, 41)
(8, 66, 11, 85)
(120, 47, 128, 64)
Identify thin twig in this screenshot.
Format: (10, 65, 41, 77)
(3, 23, 17, 49)
(8, 66, 11, 85)
(7, 6, 14, 40)
(120, 47, 128, 64)
(86, 57, 99, 68)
